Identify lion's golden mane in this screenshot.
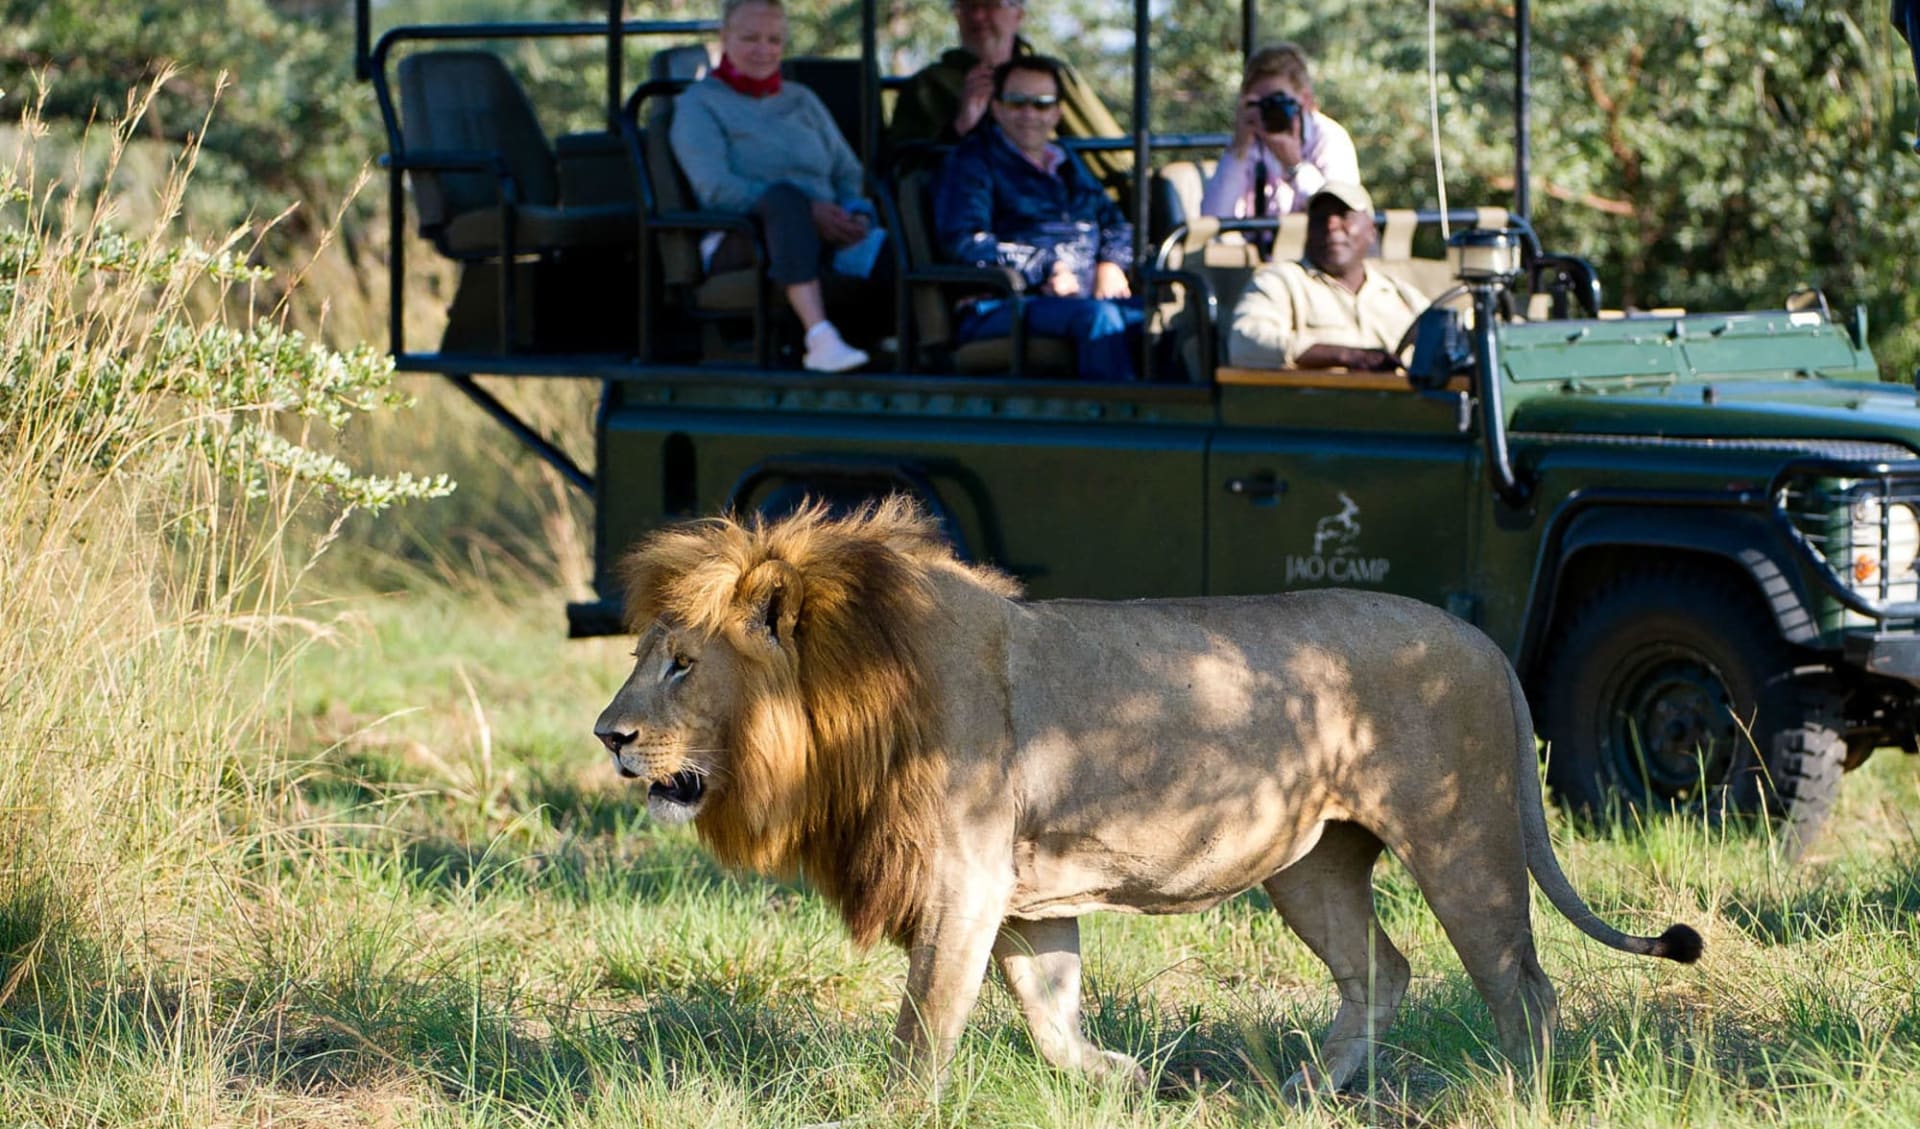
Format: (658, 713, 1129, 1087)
(618, 498, 1019, 947)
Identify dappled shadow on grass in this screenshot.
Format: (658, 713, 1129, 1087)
(225, 973, 883, 1118)
(1718, 847, 1920, 945)
(4, 924, 1906, 1123)
(387, 827, 778, 910)
(285, 753, 789, 910)
(523, 768, 653, 840)
(0, 952, 869, 1113)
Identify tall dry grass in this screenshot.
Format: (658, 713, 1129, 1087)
(0, 77, 446, 1033)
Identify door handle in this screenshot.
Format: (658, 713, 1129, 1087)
(1225, 472, 1286, 503)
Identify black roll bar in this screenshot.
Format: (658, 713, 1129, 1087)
(1471, 285, 1528, 508)
(365, 19, 718, 155)
(860, 0, 879, 176)
(1515, 0, 1532, 220)
(607, 0, 622, 131)
(1154, 210, 1543, 272)
(1899, 1, 1920, 154)
(1132, 0, 1153, 385)
(1064, 132, 1231, 153)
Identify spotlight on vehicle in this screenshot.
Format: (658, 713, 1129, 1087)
(1450, 227, 1524, 286)
(1849, 495, 1920, 597)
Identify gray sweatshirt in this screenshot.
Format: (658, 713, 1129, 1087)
(669, 75, 864, 213)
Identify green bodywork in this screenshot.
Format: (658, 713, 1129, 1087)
(596, 309, 1916, 683)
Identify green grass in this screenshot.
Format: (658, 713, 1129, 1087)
(13, 573, 1920, 1128)
(10, 75, 1920, 1129)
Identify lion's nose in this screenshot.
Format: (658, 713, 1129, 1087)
(596, 727, 635, 754)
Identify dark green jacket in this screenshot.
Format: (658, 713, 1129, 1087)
(887, 37, 1131, 186)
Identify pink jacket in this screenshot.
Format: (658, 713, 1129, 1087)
(1198, 111, 1361, 219)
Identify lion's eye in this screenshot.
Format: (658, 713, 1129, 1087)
(667, 654, 694, 678)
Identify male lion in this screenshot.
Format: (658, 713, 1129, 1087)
(593, 499, 1701, 1096)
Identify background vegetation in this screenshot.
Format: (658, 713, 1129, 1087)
(4, 0, 1915, 374)
(2, 1, 1920, 1126)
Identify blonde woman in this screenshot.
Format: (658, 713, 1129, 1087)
(1200, 44, 1360, 222)
(670, 0, 882, 371)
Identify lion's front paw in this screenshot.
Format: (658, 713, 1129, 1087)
(1098, 1048, 1149, 1089)
(1279, 1063, 1345, 1107)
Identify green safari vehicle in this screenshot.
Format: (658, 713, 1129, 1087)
(355, 0, 1920, 853)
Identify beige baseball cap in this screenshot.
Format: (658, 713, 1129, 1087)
(1309, 180, 1375, 216)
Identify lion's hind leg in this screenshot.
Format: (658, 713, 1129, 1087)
(1261, 820, 1411, 1101)
(992, 917, 1148, 1087)
(1395, 825, 1558, 1082)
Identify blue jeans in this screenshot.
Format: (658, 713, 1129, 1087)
(956, 296, 1146, 382)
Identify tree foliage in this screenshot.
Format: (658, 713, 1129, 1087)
(3, 0, 1914, 373)
(1090, 0, 1920, 374)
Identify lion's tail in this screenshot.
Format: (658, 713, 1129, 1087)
(1507, 662, 1704, 965)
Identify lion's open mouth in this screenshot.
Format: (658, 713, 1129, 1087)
(649, 770, 706, 807)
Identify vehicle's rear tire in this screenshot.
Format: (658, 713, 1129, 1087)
(1539, 565, 1845, 857)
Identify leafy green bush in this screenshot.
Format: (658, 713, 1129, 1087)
(0, 78, 449, 1003)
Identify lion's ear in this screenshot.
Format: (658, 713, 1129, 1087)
(735, 559, 804, 654)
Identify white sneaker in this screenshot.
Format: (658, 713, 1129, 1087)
(802, 322, 869, 373)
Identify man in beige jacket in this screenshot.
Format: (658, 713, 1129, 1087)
(1227, 181, 1429, 372)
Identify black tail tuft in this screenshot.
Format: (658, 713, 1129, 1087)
(1653, 923, 1704, 964)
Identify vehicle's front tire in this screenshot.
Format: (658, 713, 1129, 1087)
(1539, 566, 1845, 857)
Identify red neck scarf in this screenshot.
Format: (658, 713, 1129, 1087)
(714, 54, 782, 98)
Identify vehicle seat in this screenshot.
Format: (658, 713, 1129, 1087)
(397, 50, 636, 259)
(1149, 159, 1211, 250)
(783, 56, 866, 160)
(1371, 207, 1510, 301)
(640, 44, 758, 311)
(631, 42, 777, 362)
(893, 167, 1074, 376)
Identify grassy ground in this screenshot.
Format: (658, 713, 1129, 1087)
(8, 88, 1920, 1129)
(11, 568, 1920, 1128)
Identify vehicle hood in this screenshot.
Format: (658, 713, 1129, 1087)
(1510, 377, 1920, 452)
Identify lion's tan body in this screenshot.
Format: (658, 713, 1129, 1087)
(994, 593, 1516, 919)
(594, 501, 1699, 1096)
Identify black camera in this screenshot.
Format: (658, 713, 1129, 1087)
(1257, 91, 1301, 134)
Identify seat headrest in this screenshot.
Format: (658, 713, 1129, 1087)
(650, 43, 717, 83)
(397, 50, 560, 221)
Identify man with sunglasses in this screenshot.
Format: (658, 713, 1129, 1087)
(934, 56, 1144, 381)
(888, 0, 1128, 186)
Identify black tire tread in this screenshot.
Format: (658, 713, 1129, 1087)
(1770, 681, 1846, 859)
(1539, 561, 1844, 855)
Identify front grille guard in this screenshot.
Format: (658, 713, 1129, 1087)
(1773, 457, 1920, 622)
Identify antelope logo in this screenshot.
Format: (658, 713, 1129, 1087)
(1287, 492, 1390, 585)
(1313, 492, 1362, 556)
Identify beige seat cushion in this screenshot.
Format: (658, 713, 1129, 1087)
(1373, 257, 1458, 301)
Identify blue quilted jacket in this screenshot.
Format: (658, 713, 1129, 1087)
(933, 123, 1132, 294)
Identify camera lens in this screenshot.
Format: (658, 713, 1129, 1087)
(1258, 92, 1299, 134)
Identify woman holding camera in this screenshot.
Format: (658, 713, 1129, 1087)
(1199, 44, 1359, 222)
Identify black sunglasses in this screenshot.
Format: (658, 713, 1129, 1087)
(996, 92, 1060, 109)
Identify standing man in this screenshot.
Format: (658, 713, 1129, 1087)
(888, 0, 1129, 185)
(1227, 181, 1429, 372)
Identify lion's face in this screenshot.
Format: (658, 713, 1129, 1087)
(594, 621, 743, 824)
